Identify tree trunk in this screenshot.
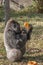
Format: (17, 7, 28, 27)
(4, 0, 10, 24)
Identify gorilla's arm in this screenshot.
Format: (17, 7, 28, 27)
(27, 25, 33, 40)
(22, 24, 33, 40)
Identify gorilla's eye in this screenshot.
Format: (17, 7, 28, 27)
(14, 24, 16, 27)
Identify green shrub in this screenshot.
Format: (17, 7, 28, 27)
(33, 0, 43, 13)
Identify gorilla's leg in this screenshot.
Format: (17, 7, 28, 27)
(21, 46, 26, 55)
(7, 49, 22, 61)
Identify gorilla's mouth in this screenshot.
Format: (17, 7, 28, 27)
(15, 30, 21, 34)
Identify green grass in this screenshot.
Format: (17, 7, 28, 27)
(0, 6, 43, 21)
(0, 6, 43, 65)
(0, 18, 43, 65)
(0, 6, 4, 19)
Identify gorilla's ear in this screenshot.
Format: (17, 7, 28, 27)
(27, 24, 33, 40)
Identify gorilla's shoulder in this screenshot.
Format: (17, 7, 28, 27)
(6, 18, 17, 24)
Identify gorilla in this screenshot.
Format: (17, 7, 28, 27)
(4, 19, 32, 61)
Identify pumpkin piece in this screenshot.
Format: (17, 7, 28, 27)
(27, 61, 38, 65)
(24, 22, 30, 30)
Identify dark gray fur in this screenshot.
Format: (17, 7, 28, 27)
(4, 19, 32, 61)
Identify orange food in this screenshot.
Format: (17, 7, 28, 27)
(27, 61, 38, 65)
(24, 22, 30, 30)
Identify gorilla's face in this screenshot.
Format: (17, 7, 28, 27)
(9, 21, 21, 34)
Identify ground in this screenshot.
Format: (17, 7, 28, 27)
(0, 15, 43, 65)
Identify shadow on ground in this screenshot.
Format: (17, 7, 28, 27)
(22, 55, 43, 62)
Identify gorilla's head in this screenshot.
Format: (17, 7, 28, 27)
(6, 19, 21, 34)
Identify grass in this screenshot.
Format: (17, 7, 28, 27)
(0, 6, 4, 19)
(0, 6, 43, 65)
(0, 16, 43, 65)
(0, 6, 43, 21)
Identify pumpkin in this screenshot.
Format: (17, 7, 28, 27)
(24, 22, 30, 30)
(27, 61, 38, 65)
